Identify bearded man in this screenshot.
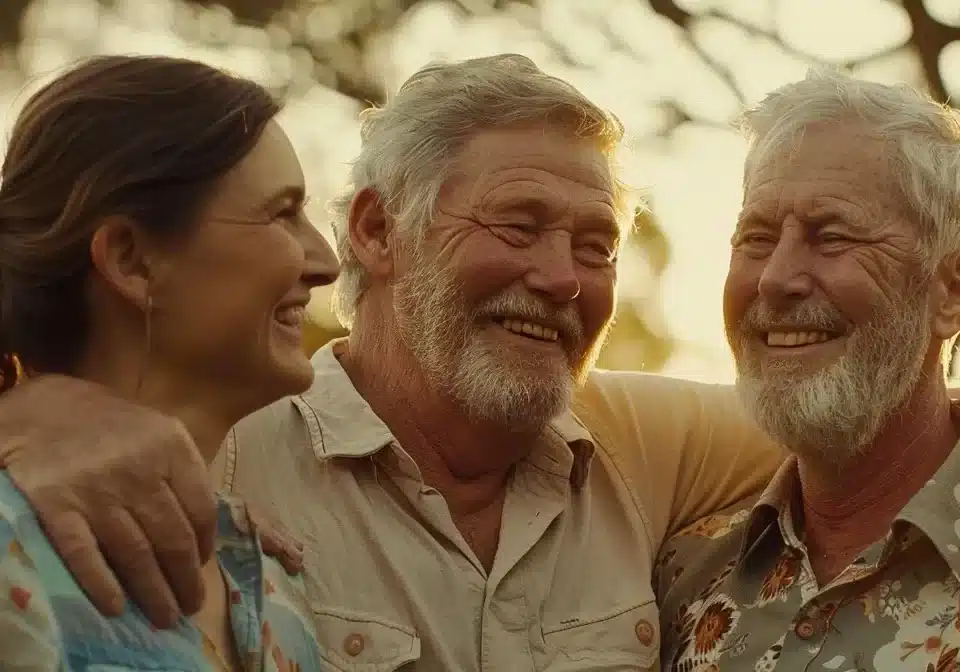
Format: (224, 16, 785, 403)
(656, 70, 960, 672)
(0, 55, 783, 670)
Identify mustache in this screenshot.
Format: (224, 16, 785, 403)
(477, 293, 584, 341)
(741, 301, 847, 333)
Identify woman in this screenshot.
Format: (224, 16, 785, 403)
(0, 54, 338, 670)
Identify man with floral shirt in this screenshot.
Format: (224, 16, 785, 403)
(656, 69, 960, 672)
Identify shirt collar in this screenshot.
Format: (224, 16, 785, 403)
(738, 439, 960, 581)
(298, 338, 596, 489)
(738, 455, 798, 562)
(894, 436, 960, 581)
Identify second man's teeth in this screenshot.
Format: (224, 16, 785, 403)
(501, 319, 559, 342)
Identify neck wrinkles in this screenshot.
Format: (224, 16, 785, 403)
(798, 382, 957, 542)
(342, 325, 541, 514)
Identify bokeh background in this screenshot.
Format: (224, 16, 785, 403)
(1, 0, 958, 381)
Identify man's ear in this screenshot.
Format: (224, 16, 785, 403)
(89, 216, 155, 311)
(930, 253, 960, 341)
(347, 187, 397, 280)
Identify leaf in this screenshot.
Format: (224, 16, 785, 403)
(935, 646, 958, 672)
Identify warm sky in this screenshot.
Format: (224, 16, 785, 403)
(3, 0, 958, 382)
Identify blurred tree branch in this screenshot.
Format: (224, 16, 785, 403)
(648, 0, 960, 105)
(0, 0, 30, 47)
(5, 0, 956, 109)
(901, 0, 959, 102)
(647, 0, 746, 104)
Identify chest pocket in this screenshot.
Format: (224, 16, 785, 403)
(313, 607, 421, 672)
(540, 600, 660, 671)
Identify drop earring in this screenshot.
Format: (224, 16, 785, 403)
(145, 293, 153, 356)
(135, 292, 154, 398)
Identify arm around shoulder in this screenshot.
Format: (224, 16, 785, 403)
(0, 374, 215, 626)
(573, 371, 783, 549)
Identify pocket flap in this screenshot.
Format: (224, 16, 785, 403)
(542, 600, 660, 667)
(313, 607, 421, 671)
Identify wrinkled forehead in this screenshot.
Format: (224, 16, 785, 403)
(742, 121, 907, 217)
(443, 125, 621, 210)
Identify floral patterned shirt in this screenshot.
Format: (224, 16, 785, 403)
(655, 446, 960, 672)
(0, 471, 324, 671)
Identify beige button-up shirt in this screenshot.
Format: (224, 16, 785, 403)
(212, 340, 780, 671)
(656, 445, 960, 672)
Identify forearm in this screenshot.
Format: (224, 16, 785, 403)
(0, 374, 215, 626)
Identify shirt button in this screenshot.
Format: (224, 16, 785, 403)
(794, 617, 818, 640)
(343, 633, 365, 657)
(635, 619, 655, 646)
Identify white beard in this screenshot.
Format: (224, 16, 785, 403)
(392, 248, 601, 432)
(733, 290, 930, 466)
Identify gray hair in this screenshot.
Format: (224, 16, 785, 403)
(738, 67, 960, 264)
(328, 54, 626, 328)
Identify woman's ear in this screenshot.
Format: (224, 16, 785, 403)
(89, 216, 154, 311)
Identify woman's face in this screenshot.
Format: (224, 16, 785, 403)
(146, 121, 339, 408)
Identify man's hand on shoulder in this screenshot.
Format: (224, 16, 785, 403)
(0, 375, 217, 628)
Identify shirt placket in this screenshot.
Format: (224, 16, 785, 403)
(375, 443, 570, 672)
(479, 463, 567, 672)
(774, 511, 904, 665)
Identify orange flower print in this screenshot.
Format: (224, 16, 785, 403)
(682, 510, 749, 539)
(671, 595, 741, 672)
(9, 585, 30, 610)
(757, 552, 798, 604)
(694, 601, 736, 655)
(930, 645, 957, 672)
(687, 516, 732, 539)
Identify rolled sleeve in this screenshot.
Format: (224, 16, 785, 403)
(573, 371, 784, 550)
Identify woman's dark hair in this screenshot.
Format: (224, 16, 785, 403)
(0, 54, 282, 392)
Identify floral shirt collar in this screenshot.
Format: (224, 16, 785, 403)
(738, 442, 960, 582)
